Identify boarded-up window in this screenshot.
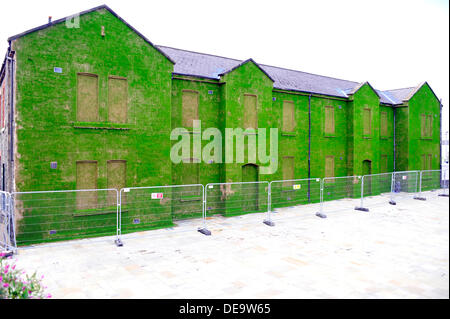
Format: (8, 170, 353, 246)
(427, 154, 432, 170)
(244, 94, 257, 129)
(77, 73, 99, 122)
(108, 77, 128, 123)
(76, 161, 98, 210)
(421, 154, 426, 171)
(363, 108, 371, 136)
(282, 101, 295, 132)
(427, 115, 433, 138)
(420, 114, 426, 138)
(282, 156, 294, 186)
(421, 154, 432, 170)
(421, 114, 433, 138)
(380, 155, 388, 173)
(325, 156, 335, 180)
(107, 160, 126, 206)
(324, 106, 335, 135)
(182, 90, 199, 128)
(380, 111, 388, 137)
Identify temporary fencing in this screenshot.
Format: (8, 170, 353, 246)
(2, 169, 448, 252)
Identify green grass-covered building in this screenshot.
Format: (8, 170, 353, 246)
(0, 5, 442, 244)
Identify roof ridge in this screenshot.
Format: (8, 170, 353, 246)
(156, 45, 243, 62)
(259, 63, 360, 85)
(158, 44, 361, 85)
(384, 86, 416, 92)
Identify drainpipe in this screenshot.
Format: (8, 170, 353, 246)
(439, 99, 442, 171)
(7, 47, 15, 193)
(393, 107, 396, 172)
(308, 94, 312, 202)
(439, 99, 442, 186)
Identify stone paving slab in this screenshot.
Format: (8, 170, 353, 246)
(9, 190, 449, 299)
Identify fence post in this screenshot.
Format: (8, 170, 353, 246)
(389, 172, 397, 205)
(8, 193, 16, 254)
(413, 171, 426, 201)
(198, 184, 212, 235)
(315, 178, 327, 218)
(263, 182, 275, 227)
(114, 189, 123, 247)
(355, 175, 370, 212)
(439, 169, 449, 197)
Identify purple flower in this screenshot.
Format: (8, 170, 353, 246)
(3, 283, 9, 288)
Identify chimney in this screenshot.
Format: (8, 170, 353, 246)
(48, 16, 52, 23)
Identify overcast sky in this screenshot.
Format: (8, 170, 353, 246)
(2, 0, 449, 136)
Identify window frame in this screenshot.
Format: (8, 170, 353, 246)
(282, 100, 295, 133)
(107, 75, 128, 124)
(76, 73, 99, 123)
(181, 89, 200, 130)
(363, 107, 372, 137)
(243, 93, 258, 130)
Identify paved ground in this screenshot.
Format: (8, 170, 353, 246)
(9, 190, 449, 299)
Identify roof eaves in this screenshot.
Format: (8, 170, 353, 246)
(7, 4, 175, 65)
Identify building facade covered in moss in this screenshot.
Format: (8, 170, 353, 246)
(0, 5, 442, 243)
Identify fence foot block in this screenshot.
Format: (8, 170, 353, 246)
(198, 228, 211, 236)
(114, 239, 123, 247)
(438, 194, 449, 197)
(0, 250, 14, 258)
(315, 212, 327, 219)
(389, 200, 396, 205)
(355, 207, 369, 212)
(263, 220, 275, 227)
(413, 196, 426, 201)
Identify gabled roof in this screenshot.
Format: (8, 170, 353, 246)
(7, 4, 175, 64)
(158, 45, 439, 105)
(5, 6, 438, 106)
(345, 81, 381, 99)
(384, 81, 440, 104)
(158, 45, 360, 99)
(218, 58, 275, 82)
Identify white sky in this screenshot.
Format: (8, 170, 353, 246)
(1, 0, 449, 137)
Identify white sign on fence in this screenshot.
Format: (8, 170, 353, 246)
(293, 184, 301, 190)
(151, 193, 164, 199)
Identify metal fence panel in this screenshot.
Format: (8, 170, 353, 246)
(0, 192, 15, 252)
(355, 173, 394, 211)
(269, 178, 321, 220)
(390, 171, 419, 204)
(11, 189, 119, 246)
(439, 168, 449, 197)
(205, 181, 270, 224)
(318, 176, 362, 217)
(117, 184, 205, 243)
(414, 170, 442, 200)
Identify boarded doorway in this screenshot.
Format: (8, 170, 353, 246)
(242, 164, 259, 213)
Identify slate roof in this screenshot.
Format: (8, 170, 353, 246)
(158, 45, 408, 105)
(6, 5, 434, 106)
(384, 87, 418, 102)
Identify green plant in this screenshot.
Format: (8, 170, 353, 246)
(0, 252, 51, 299)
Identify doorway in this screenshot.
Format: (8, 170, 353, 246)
(242, 164, 259, 213)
